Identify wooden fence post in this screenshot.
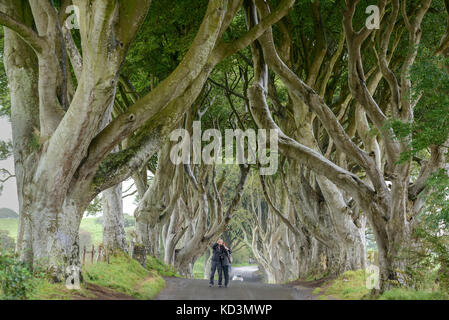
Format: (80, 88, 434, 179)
(97, 245, 101, 262)
(82, 246, 86, 265)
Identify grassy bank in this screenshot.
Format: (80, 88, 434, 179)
(0, 218, 18, 239)
(310, 270, 449, 300)
(1, 252, 171, 300)
(83, 253, 165, 299)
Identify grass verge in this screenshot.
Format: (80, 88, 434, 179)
(29, 279, 93, 300)
(83, 253, 165, 299)
(310, 270, 449, 300)
(146, 255, 179, 277)
(379, 288, 449, 300)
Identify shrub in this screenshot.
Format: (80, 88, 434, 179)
(398, 228, 449, 291)
(380, 288, 449, 300)
(0, 230, 15, 252)
(0, 252, 34, 300)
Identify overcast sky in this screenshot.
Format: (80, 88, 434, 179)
(0, 117, 18, 212)
(0, 118, 138, 216)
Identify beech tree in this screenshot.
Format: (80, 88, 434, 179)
(0, 0, 295, 280)
(247, 0, 448, 290)
(1, 0, 448, 294)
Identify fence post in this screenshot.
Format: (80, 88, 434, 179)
(82, 246, 86, 265)
(129, 241, 134, 259)
(97, 245, 101, 262)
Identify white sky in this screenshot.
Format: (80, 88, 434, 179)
(0, 117, 18, 212)
(0, 118, 138, 216)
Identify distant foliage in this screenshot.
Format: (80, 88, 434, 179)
(0, 208, 18, 218)
(94, 214, 135, 228)
(124, 214, 135, 228)
(79, 229, 92, 250)
(94, 216, 103, 225)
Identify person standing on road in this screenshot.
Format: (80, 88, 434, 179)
(222, 241, 232, 286)
(209, 239, 232, 288)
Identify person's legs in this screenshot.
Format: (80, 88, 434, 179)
(209, 261, 217, 285)
(223, 265, 230, 287)
(217, 263, 223, 286)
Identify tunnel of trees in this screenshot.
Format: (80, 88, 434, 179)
(0, 0, 448, 293)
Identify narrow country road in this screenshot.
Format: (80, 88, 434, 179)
(155, 266, 314, 300)
(230, 265, 262, 282)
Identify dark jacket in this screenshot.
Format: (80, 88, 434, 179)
(211, 243, 232, 265)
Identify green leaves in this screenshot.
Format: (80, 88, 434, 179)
(389, 49, 449, 163)
(424, 169, 449, 231)
(409, 50, 449, 146)
(0, 30, 10, 119)
(0, 252, 34, 300)
(0, 140, 12, 161)
(85, 196, 102, 217)
(122, 0, 208, 94)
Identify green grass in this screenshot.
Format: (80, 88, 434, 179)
(319, 270, 370, 300)
(0, 217, 134, 246)
(193, 255, 206, 279)
(0, 218, 18, 239)
(2, 252, 169, 300)
(28, 279, 93, 300)
(379, 289, 449, 300)
(305, 272, 329, 281)
(78, 218, 103, 245)
(1, 218, 168, 300)
(312, 287, 322, 295)
(146, 255, 180, 277)
(312, 270, 449, 300)
(83, 253, 165, 299)
(79, 217, 134, 246)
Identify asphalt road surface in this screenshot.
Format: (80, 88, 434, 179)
(155, 266, 313, 300)
(230, 265, 261, 282)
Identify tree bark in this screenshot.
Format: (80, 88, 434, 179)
(102, 183, 127, 253)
